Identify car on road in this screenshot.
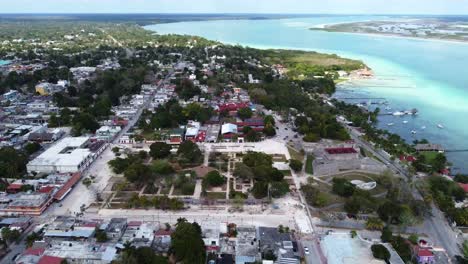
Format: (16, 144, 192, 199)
(304, 247, 310, 255)
(285, 128, 288, 130)
(12, 253, 20, 261)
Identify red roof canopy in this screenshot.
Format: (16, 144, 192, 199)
(54, 172, 81, 201)
(417, 248, 433, 257)
(38, 255, 64, 264)
(325, 147, 357, 154)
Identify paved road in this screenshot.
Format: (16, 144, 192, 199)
(0, 222, 38, 264)
(301, 239, 327, 264)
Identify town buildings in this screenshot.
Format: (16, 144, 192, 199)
(27, 136, 106, 174)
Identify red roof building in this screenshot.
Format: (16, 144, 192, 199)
(38, 255, 64, 264)
(325, 147, 357, 154)
(218, 102, 249, 112)
(6, 183, 23, 194)
(400, 155, 416, 162)
(54, 172, 82, 201)
(38, 186, 55, 194)
(23, 247, 45, 256)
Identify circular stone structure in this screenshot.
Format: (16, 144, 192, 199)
(350, 180, 377, 190)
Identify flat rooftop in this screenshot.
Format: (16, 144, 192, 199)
(27, 136, 92, 169)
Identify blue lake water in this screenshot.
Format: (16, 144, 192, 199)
(0, 60, 10, 66)
(146, 16, 468, 173)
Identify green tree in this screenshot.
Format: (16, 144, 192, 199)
(365, 217, 384, 231)
(203, 170, 225, 187)
(289, 159, 303, 172)
(171, 221, 206, 264)
(149, 142, 172, 159)
(263, 124, 276, 137)
(371, 244, 391, 263)
(1, 227, 20, 244)
(233, 163, 254, 180)
(237, 107, 253, 120)
(95, 228, 108, 242)
(26, 232, 42, 247)
(177, 141, 203, 167)
(175, 79, 200, 100)
(124, 163, 153, 185)
(151, 160, 174, 175)
(24, 142, 41, 155)
(252, 181, 268, 199)
(380, 226, 393, 242)
(332, 178, 355, 197)
(0, 147, 28, 178)
(270, 181, 290, 198)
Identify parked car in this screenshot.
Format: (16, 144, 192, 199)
(304, 247, 310, 255)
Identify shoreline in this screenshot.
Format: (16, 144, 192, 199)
(311, 24, 468, 45)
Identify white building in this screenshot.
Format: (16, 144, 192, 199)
(27, 137, 96, 174)
(185, 121, 201, 140)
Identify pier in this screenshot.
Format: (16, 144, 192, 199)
(445, 149, 468, 153)
(335, 97, 386, 100)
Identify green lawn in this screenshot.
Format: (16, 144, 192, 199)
(421, 151, 439, 162)
(287, 146, 305, 161)
(305, 155, 315, 174)
(205, 192, 226, 199)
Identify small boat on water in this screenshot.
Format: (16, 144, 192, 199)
(385, 106, 392, 110)
(411, 130, 417, 134)
(387, 123, 394, 126)
(421, 126, 426, 130)
(437, 124, 444, 129)
(403, 120, 408, 124)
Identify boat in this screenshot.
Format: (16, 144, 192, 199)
(411, 130, 417, 134)
(387, 123, 394, 126)
(385, 106, 392, 110)
(421, 126, 426, 129)
(403, 120, 408, 124)
(437, 124, 444, 129)
(393, 111, 405, 116)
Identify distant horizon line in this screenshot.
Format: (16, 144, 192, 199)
(1, 12, 468, 16)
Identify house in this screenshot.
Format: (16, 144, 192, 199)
(95, 126, 121, 141)
(415, 144, 444, 152)
(2, 90, 19, 101)
(221, 123, 238, 141)
(26, 100, 55, 113)
(121, 222, 155, 247)
(237, 118, 265, 132)
(203, 224, 220, 251)
(153, 229, 173, 253)
(258, 227, 299, 264)
(185, 121, 201, 141)
(28, 128, 64, 143)
(205, 125, 220, 143)
(43, 215, 96, 240)
(168, 128, 184, 144)
(235, 226, 260, 264)
(35, 82, 64, 96)
(0, 192, 54, 216)
(104, 218, 127, 242)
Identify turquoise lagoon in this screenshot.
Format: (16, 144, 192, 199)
(146, 16, 468, 172)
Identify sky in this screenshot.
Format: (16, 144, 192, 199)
(2, 0, 468, 15)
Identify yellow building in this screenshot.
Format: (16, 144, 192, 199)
(35, 82, 53, 95)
